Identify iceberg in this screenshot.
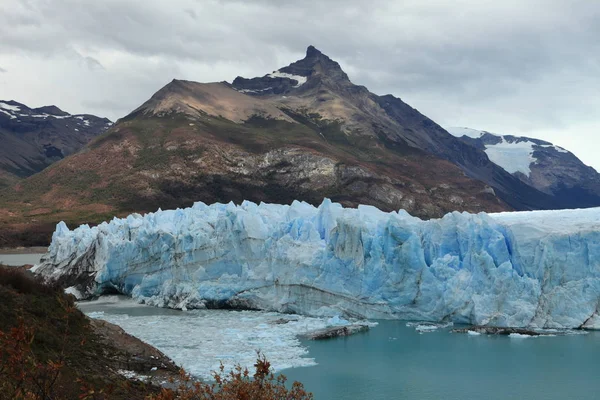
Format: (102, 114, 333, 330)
(33, 199, 600, 329)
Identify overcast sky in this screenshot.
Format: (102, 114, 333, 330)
(1, 0, 599, 168)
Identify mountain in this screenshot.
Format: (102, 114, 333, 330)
(0, 100, 112, 188)
(0, 46, 581, 246)
(447, 127, 600, 208)
(230, 46, 563, 211)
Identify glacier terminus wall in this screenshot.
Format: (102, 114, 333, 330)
(33, 199, 600, 329)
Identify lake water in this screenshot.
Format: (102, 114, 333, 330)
(80, 298, 600, 400)
(284, 322, 600, 400)
(0, 253, 44, 266)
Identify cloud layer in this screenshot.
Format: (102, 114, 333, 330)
(1, 0, 599, 168)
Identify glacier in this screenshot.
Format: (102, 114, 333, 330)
(33, 199, 600, 329)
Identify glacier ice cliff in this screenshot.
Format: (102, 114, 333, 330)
(33, 199, 600, 329)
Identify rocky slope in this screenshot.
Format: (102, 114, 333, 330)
(3, 46, 593, 246)
(231, 46, 560, 211)
(0, 48, 518, 246)
(0, 100, 111, 188)
(0, 266, 180, 399)
(448, 127, 600, 208)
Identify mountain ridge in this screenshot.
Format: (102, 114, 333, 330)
(448, 127, 600, 208)
(0, 100, 111, 189)
(0, 46, 595, 246)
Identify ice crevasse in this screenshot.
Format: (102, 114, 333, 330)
(33, 199, 600, 329)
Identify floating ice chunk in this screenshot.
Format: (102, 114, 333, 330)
(509, 333, 536, 339)
(82, 308, 363, 380)
(415, 325, 439, 332)
(327, 315, 350, 326)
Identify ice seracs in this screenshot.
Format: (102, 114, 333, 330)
(34, 199, 600, 329)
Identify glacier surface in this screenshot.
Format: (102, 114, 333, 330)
(34, 199, 600, 329)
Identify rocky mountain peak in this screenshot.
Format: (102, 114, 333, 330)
(281, 45, 350, 84)
(305, 45, 321, 57)
(231, 45, 351, 95)
(33, 105, 69, 117)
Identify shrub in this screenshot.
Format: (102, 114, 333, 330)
(151, 353, 313, 400)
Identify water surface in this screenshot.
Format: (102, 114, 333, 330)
(80, 298, 600, 400)
(284, 321, 599, 400)
(0, 253, 44, 266)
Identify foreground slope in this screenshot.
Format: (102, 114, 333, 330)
(448, 127, 600, 208)
(35, 199, 600, 329)
(0, 100, 111, 188)
(0, 267, 179, 399)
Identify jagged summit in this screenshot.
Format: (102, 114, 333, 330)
(281, 45, 349, 82)
(231, 45, 351, 95)
(306, 45, 321, 56)
(33, 105, 69, 117)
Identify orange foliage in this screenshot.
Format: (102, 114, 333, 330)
(151, 353, 313, 400)
(0, 319, 64, 399)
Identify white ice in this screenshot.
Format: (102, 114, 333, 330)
(0, 109, 16, 119)
(445, 127, 484, 138)
(267, 71, 307, 87)
(0, 102, 20, 112)
(36, 199, 600, 329)
(484, 137, 536, 176)
(80, 297, 362, 380)
(446, 126, 575, 175)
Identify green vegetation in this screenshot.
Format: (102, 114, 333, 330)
(0, 266, 161, 399)
(0, 266, 313, 400)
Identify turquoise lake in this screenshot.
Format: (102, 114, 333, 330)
(285, 321, 600, 400)
(80, 299, 600, 400)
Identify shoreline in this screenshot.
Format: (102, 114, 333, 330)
(0, 246, 48, 255)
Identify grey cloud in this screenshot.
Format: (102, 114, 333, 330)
(0, 67, 6, 73)
(82, 56, 104, 71)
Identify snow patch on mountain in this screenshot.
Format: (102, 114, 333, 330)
(29, 114, 70, 119)
(446, 127, 484, 138)
(554, 146, 569, 154)
(484, 138, 536, 176)
(34, 199, 600, 329)
(267, 71, 307, 87)
(0, 109, 16, 119)
(237, 87, 273, 94)
(74, 115, 91, 126)
(446, 127, 574, 176)
(0, 102, 20, 112)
